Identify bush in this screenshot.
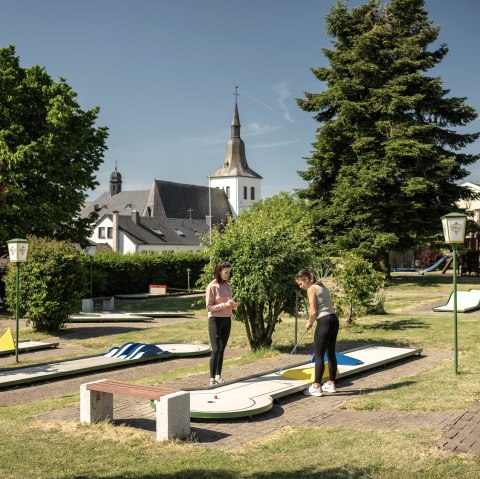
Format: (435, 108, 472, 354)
(332, 252, 385, 324)
(3, 237, 87, 332)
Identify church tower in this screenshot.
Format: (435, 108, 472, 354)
(109, 163, 122, 196)
(209, 89, 262, 217)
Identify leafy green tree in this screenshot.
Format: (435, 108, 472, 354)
(332, 252, 384, 324)
(0, 45, 108, 247)
(297, 0, 479, 273)
(199, 193, 314, 351)
(3, 237, 87, 332)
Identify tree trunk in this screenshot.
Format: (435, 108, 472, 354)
(377, 248, 391, 279)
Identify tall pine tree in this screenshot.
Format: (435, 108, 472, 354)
(298, 0, 479, 272)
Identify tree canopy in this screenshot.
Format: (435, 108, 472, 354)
(297, 0, 479, 271)
(0, 45, 108, 247)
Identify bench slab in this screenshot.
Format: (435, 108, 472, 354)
(80, 379, 190, 441)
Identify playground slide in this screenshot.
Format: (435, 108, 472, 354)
(418, 254, 453, 275)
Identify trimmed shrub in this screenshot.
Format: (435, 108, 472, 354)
(91, 250, 209, 296)
(3, 237, 87, 332)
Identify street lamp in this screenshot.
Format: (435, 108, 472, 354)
(85, 245, 97, 300)
(7, 238, 29, 363)
(441, 212, 467, 375)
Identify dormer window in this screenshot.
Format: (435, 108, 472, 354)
(174, 229, 186, 237)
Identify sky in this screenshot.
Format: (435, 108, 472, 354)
(1, 0, 480, 201)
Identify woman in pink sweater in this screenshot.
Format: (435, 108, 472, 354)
(206, 261, 238, 386)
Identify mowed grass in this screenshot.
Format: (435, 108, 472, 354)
(1, 272, 480, 478)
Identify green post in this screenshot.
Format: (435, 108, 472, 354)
(15, 262, 20, 363)
(453, 244, 458, 375)
(90, 260, 93, 299)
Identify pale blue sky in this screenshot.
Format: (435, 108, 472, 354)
(1, 0, 479, 200)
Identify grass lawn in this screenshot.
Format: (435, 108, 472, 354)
(1, 272, 480, 478)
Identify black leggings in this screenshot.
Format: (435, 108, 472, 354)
(313, 313, 339, 383)
(208, 316, 231, 377)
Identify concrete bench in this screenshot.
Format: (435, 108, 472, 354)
(80, 379, 190, 440)
(81, 296, 115, 313)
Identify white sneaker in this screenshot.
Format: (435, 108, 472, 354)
(215, 376, 225, 384)
(322, 382, 336, 393)
(304, 385, 323, 397)
(209, 379, 218, 386)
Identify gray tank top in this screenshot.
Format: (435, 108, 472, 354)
(314, 284, 335, 319)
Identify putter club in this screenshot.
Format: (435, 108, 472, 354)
(278, 328, 309, 375)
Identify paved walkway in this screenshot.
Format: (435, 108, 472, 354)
(27, 347, 480, 454)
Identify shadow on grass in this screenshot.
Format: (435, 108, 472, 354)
(69, 466, 374, 479)
(361, 319, 429, 331)
(58, 325, 146, 340)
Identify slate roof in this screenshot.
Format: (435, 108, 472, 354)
(81, 180, 232, 227)
(115, 215, 211, 246)
(149, 180, 232, 226)
(80, 190, 150, 219)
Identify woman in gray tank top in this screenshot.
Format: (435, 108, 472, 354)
(295, 269, 339, 397)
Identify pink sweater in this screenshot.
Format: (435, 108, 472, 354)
(206, 280, 234, 317)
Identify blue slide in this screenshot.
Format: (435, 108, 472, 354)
(418, 254, 453, 275)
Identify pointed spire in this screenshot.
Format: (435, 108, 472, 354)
(209, 88, 262, 180)
(231, 86, 240, 138)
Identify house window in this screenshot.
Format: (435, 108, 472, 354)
(107, 227, 113, 239)
(226, 186, 230, 199)
(98, 227, 105, 239)
(244, 186, 247, 199)
(251, 187, 255, 200)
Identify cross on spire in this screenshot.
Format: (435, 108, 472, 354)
(233, 86, 239, 102)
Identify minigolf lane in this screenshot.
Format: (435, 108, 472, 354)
(189, 345, 422, 419)
(190, 374, 308, 418)
(0, 343, 211, 388)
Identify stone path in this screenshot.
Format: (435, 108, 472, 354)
(28, 347, 480, 454)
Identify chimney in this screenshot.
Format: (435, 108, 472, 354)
(112, 210, 119, 252)
(131, 210, 140, 224)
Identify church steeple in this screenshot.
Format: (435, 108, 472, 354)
(209, 88, 262, 218)
(231, 86, 240, 139)
(109, 162, 122, 196)
(211, 88, 262, 178)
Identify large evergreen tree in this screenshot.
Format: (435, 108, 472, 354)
(0, 45, 108, 246)
(297, 0, 479, 272)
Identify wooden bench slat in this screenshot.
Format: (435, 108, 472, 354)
(86, 380, 177, 400)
